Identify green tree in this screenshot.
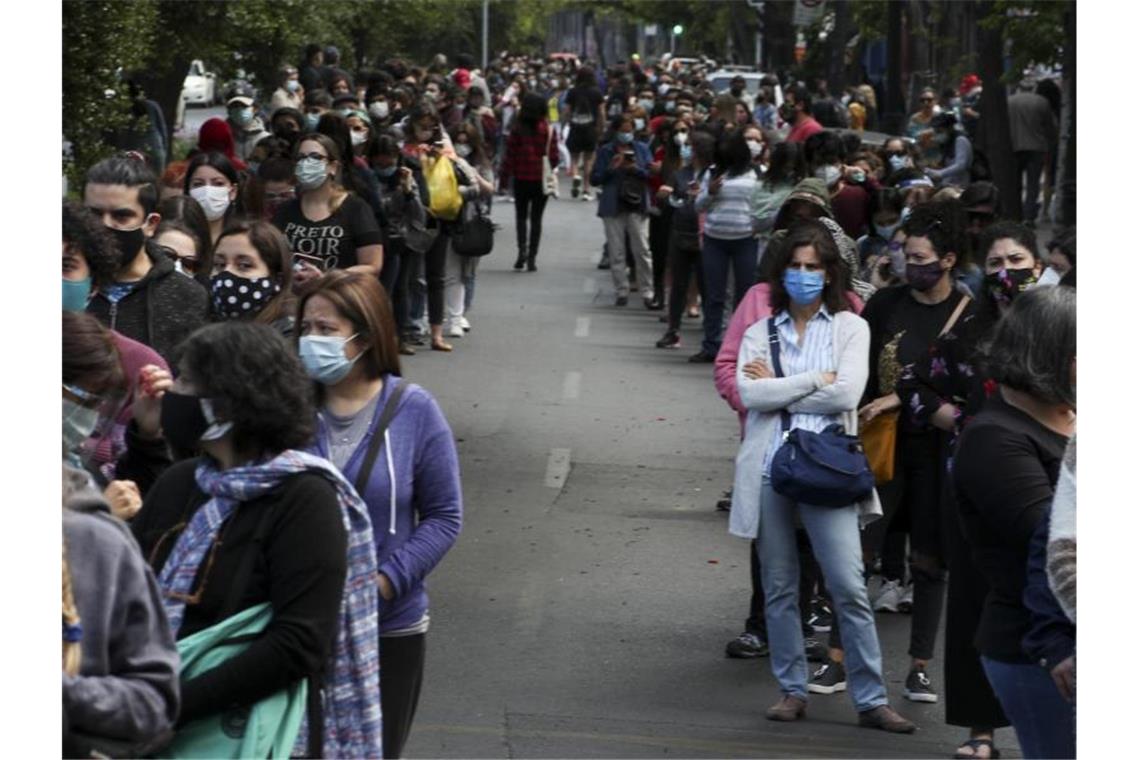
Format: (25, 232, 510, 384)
(62, 0, 157, 189)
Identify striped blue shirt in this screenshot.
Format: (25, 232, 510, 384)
(762, 306, 842, 476)
(697, 171, 759, 240)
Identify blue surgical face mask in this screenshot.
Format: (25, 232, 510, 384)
(230, 106, 254, 127)
(286, 80, 301, 94)
(680, 144, 693, 163)
(295, 157, 329, 191)
(299, 334, 363, 385)
(874, 222, 899, 241)
(304, 112, 321, 131)
(783, 268, 826, 305)
(617, 131, 634, 144)
(63, 397, 99, 455)
(375, 164, 398, 179)
(888, 154, 910, 173)
(62, 277, 91, 312)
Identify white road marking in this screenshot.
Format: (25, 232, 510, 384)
(544, 448, 572, 489)
(574, 316, 590, 337)
(562, 371, 582, 400)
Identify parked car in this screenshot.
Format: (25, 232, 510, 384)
(708, 70, 783, 108)
(180, 60, 218, 107)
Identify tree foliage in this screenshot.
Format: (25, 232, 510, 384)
(981, 0, 1067, 82)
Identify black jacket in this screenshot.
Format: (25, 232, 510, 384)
(87, 245, 209, 366)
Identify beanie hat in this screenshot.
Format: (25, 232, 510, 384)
(196, 118, 247, 171)
(453, 69, 472, 90)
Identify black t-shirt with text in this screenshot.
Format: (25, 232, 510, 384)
(272, 194, 384, 270)
(566, 86, 603, 126)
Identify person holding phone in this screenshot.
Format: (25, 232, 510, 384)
(271, 133, 384, 288)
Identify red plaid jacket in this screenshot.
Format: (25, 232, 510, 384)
(500, 121, 560, 186)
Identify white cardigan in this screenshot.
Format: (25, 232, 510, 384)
(728, 310, 883, 539)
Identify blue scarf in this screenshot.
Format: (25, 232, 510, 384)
(157, 450, 383, 758)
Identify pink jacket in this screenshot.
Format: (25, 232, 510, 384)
(714, 282, 865, 430)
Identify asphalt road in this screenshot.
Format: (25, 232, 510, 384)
(386, 179, 1022, 759)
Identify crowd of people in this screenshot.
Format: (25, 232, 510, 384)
(63, 43, 1075, 760)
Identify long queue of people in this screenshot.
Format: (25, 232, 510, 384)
(570, 56, 1076, 759)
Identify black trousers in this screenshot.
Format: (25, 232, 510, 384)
(513, 179, 549, 259)
(394, 241, 421, 335)
(942, 478, 1010, 728)
(647, 209, 671, 304)
(381, 236, 404, 302)
(425, 232, 449, 326)
(666, 237, 703, 331)
(1014, 150, 1046, 222)
(381, 633, 426, 760)
(867, 429, 946, 660)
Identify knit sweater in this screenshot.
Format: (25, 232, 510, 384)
(1047, 434, 1076, 623)
(696, 171, 759, 240)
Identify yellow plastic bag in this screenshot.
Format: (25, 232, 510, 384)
(424, 155, 463, 221)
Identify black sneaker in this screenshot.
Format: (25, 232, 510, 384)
(687, 350, 716, 363)
(804, 637, 828, 663)
(808, 598, 833, 632)
(725, 631, 769, 659)
(571, 176, 581, 198)
(808, 660, 847, 694)
(656, 330, 681, 349)
(903, 665, 938, 703)
(597, 258, 611, 270)
(615, 295, 629, 307)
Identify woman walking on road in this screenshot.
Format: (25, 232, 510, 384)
(729, 221, 915, 734)
(499, 92, 560, 272)
(297, 271, 463, 759)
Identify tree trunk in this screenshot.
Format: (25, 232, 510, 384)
(883, 0, 906, 134)
(1055, 1, 1076, 226)
(134, 56, 193, 152)
(828, 0, 852, 90)
(976, 2, 1019, 219)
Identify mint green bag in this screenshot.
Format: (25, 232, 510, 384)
(164, 603, 308, 759)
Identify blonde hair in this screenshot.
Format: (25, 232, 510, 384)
(63, 541, 82, 676)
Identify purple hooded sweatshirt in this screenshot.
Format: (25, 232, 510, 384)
(310, 377, 463, 633)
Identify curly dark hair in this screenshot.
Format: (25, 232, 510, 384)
(901, 199, 967, 262)
(62, 201, 119, 288)
(977, 221, 1039, 264)
(176, 322, 316, 457)
(767, 220, 852, 316)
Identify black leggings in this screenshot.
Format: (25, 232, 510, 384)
(648, 209, 671, 304)
(394, 242, 420, 335)
(513, 179, 549, 258)
(666, 238, 703, 331)
(381, 633, 426, 759)
(425, 231, 449, 326)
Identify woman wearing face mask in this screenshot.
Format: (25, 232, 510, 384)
(907, 88, 942, 166)
(728, 221, 915, 735)
(366, 135, 428, 354)
(857, 201, 971, 710)
(893, 221, 1042, 759)
(856, 188, 906, 290)
(270, 66, 304, 113)
(752, 141, 809, 249)
(1040, 226, 1075, 287)
(208, 220, 296, 335)
(645, 118, 681, 311)
(924, 113, 973, 190)
(444, 122, 494, 337)
(296, 271, 463, 760)
(183, 152, 242, 245)
(500, 93, 561, 272)
(881, 137, 915, 182)
(656, 129, 713, 349)
(952, 286, 1076, 760)
(317, 112, 384, 221)
(690, 128, 762, 362)
(154, 195, 212, 286)
(272, 134, 384, 289)
(804, 131, 871, 240)
(131, 321, 382, 759)
(345, 110, 373, 158)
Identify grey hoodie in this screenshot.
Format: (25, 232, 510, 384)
(62, 464, 180, 753)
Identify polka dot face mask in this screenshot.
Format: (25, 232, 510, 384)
(210, 272, 281, 320)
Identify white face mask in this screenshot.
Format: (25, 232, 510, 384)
(350, 130, 368, 147)
(746, 139, 764, 157)
(189, 185, 232, 221)
(369, 101, 389, 120)
(815, 164, 842, 188)
(674, 131, 688, 146)
(455, 143, 472, 158)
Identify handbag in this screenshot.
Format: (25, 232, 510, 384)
(451, 199, 495, 257)
(541, 126, 559, 198)
(766, 317, 875, 508)
(858, 293, 971, 484)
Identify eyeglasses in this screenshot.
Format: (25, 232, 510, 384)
(297, 152, 329, 162)
(884, 150, 907, 158)
(156, 246, 201, 274)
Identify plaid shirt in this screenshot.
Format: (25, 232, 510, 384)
(500, 121, 560, 185)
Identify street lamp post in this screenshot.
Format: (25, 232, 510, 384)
(671, 24, 683, 55)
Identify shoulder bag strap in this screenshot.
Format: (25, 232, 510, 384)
(939, 294, 972, 338)
(766, 317, 792, 433)
(353, 380, 409, 495)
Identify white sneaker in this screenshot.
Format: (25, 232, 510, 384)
(457, 316, 471, 332)
(582, 191, 595, 201)
(873, 579, 903, 613)
(446, 322, 465, 338)
(898, 583, 914, 613)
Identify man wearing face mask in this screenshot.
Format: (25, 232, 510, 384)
(782, 85, 823, 143)
(225, 84, 271, 162)
(804, 130, 872, 239)
(83, 155, 209, 366)
(270, 66, 304, 115)
(729, 75, 755, 111)
(303, 89, 334, 133)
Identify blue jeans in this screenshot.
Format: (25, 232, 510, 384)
(700, 236, 758, 356)
(757, 480, 887, 712)
(981, 657, 1076, 759)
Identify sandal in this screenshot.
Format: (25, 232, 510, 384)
(430, 340, 453, 352)
(952, 738, 1000, 759)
